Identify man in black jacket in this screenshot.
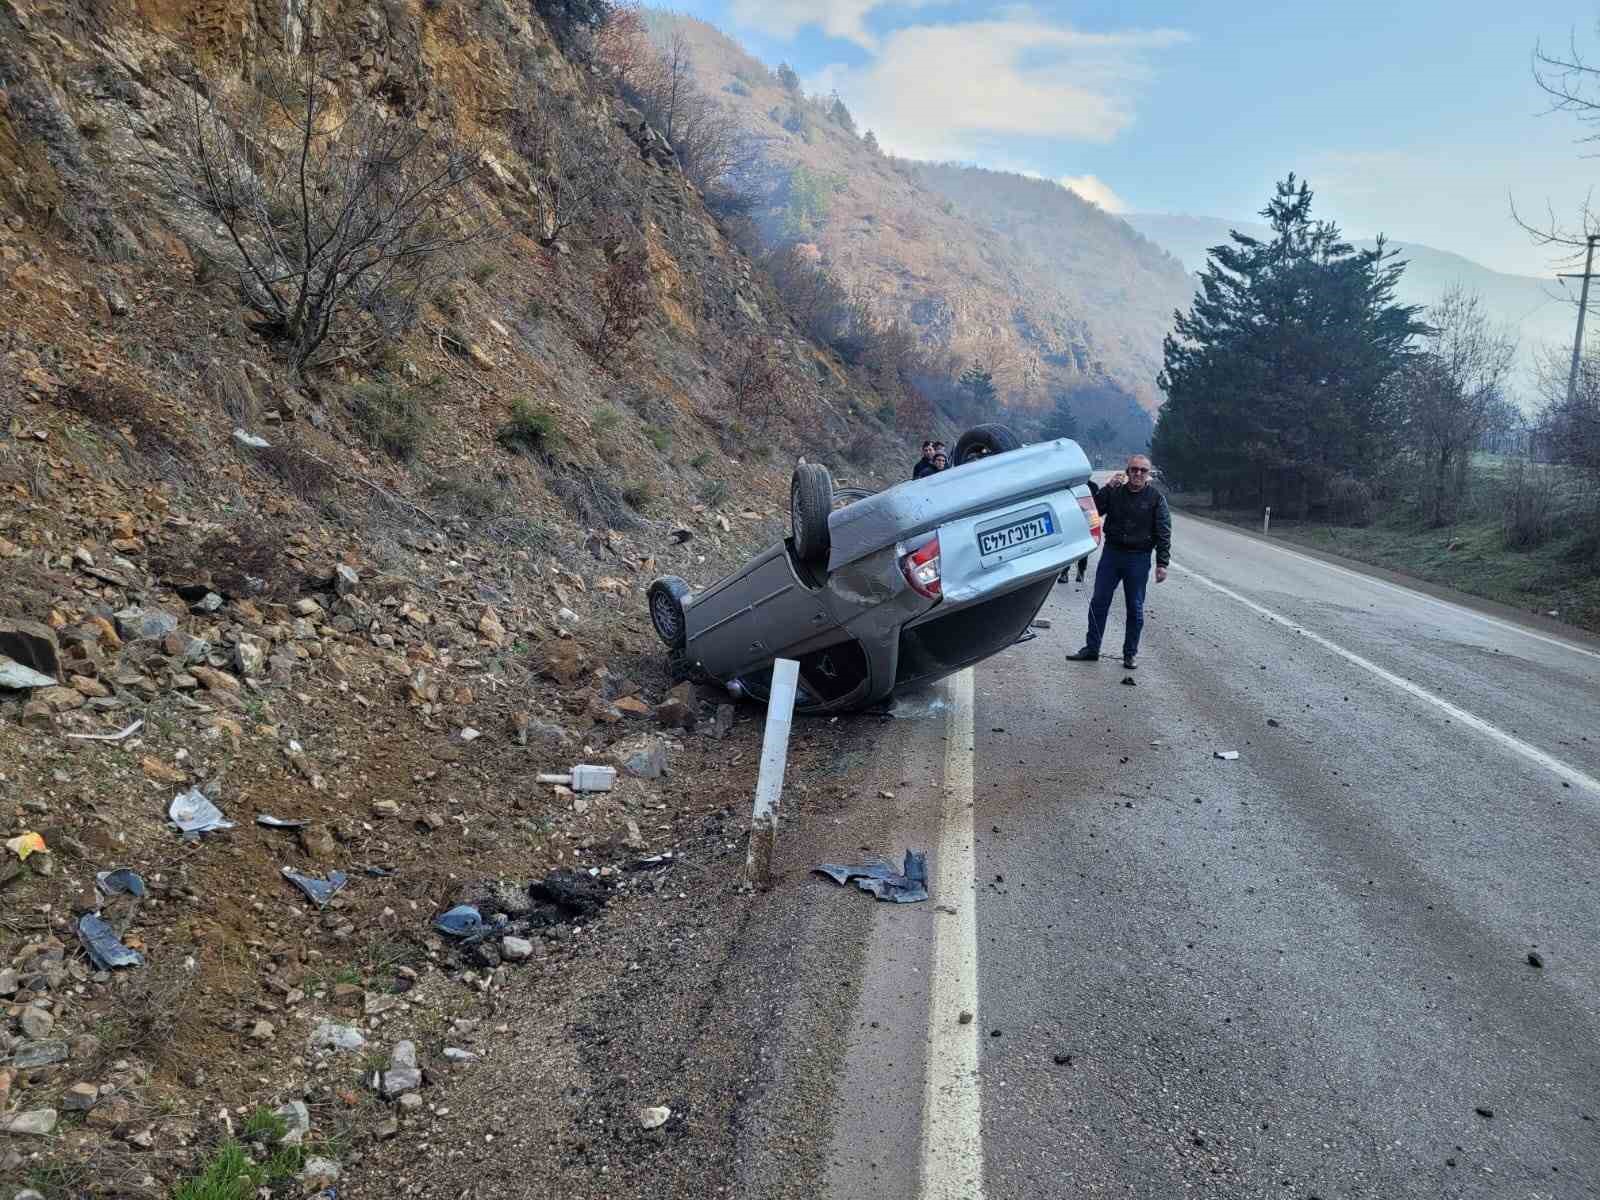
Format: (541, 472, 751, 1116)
(1067, 455, 1170, 670)
(912, 441, 937, 479)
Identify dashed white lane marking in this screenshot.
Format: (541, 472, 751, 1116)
(1179, 517, 1600, 663)
(1175, 561, 1600, 797)
(921, 668, 985, 1200)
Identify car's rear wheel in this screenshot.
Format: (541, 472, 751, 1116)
(648, 576, 691, 649)
(791, 462, 833, 563)
(953, 423, 1020, 465)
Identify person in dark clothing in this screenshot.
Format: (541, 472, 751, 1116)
(912, 441, 936, 479)
(1067, 455, 1170, 670)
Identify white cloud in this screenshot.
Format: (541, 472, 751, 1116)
(728, 0, 937, 51)
(820, 18, 1188, 159)
(1058, 174, 1126, 213)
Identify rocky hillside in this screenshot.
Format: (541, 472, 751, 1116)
(0, 0, 910, 1193)
(647, 14, 1196, 441)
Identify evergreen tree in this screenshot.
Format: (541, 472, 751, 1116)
(827, 91, 857, 134)
(1040, 393, 1079, 441)
(1084, 418, 1118, 457)
(777, 62, 801, 94)
(959, 363, 997, 417)
(1153, 175, 1424, 511)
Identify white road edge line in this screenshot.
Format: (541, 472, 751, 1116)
(1181, 515, 1600, 663)
(921, 667, 985, 1200)
(1174, 561, 1600, 797)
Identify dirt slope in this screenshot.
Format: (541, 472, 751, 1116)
(0, 0, 908, 1192)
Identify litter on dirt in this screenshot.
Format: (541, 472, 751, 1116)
(1121, 675, 1137, 686)
(1214, 750, 1240, 761)
(256, 814, 309, 830)
(535, 764, 616, 793)
(625, 852, 675, 871)
(95, 868, 146, 899)
(77, 913, 144, 969)
(64, 718, 144, 742)
(169, 787, 234, 834)
(281, 866, 348, 909)
(814, 850, 929, 904)
(434, 904, 496, 941)
(5, 832, 46, 860)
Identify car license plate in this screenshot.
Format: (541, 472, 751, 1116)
(978, 512, 1054, 557)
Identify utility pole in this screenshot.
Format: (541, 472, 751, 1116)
(1560, 234, 1600, 405)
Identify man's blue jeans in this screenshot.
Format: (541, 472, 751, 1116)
(1085, 546, 1152, 658)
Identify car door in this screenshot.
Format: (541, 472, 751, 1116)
(686, 542, 839, 678)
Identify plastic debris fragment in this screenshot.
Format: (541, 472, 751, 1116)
(169, 787, 234, 833)
(95, 868, 146, 899)
(77, 913, 144, 969)
(281, 866, 348, 909)
(433, 904, 502, 942)
(813, 850, 929, 904)
(5, 832, 46, 860)
(256, 814, 308, 830)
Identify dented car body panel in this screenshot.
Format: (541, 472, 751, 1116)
(667, 438, 1096, 714)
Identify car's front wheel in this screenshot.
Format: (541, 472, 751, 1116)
(953, 422, 1020, 465)
(648, 576, 691, 649)
(791, 462, 834, 563)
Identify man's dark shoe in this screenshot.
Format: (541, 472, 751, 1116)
(1123, 655, 1137, 671)
(1066, 647, 1100, 662)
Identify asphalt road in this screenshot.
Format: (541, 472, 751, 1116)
(820, 509, 1600, 1199)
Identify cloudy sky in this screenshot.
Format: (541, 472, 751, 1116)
(669, 0, 1593, 278)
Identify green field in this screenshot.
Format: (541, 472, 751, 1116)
(1173, 483, 1600, 635)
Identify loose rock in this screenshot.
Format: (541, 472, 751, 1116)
(639, 1105, 671, 1130)
(381, 1041, 422, 1097)
(501, 936, 533, 962)
(19, 1006, 54, 1039)
(308, 1023, 367, 1052)
(2, 1109, 57, 1136)
(113, 607, 178, 642)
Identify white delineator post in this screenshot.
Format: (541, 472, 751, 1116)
(744, 657, 800, 891)
(1263, 506, 1272, 534)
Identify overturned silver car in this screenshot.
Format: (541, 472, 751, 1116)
(647, 424, 1100, 714)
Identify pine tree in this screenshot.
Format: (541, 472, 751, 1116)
(1154, 175, 1424, 511)
(1040, 393, 1079, 441)
(959, 363, 997, 418)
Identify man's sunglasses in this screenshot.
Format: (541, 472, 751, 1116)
(1126, 467, 1150, 475)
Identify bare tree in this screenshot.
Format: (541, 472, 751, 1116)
(1401, 287, 1519, 525)
(587, 226, 651, 368)
(1535, 345, 1600, 484)
(594, 1, 650, 91)
(163, 43, 494, 373)
(622, 21, 759, 194)
(1516, 25, 1600, 256)
(632, 27, 693, 146)
(729, 335, 788, 428)
(510, 93, 622, 246)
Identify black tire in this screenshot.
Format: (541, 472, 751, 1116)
(648, 576, 691, 649)
(953, 422, 1021, 466)
(790, 462, 833, 563)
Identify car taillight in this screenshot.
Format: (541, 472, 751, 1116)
(899, 534, 941, 599)
(1077, 495, 1101, 545)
